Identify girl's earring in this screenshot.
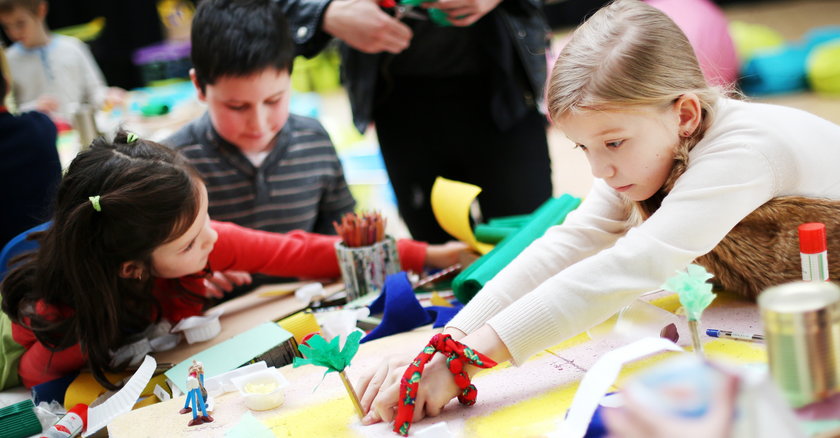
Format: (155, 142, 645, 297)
(136, 272, 143, 281)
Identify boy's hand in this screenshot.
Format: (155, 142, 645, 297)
(323, 0, 413, 54)
(103, 87, 127, 110)
(203, 270, 252, 298)
(425, 241, 475, 269)
(35, 95, 60, 114)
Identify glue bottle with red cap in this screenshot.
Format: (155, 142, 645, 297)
(798, 222, 829, 281)
(39, 403, 87, 438)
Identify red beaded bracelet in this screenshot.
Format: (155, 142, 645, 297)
(394, 333, 498, 436)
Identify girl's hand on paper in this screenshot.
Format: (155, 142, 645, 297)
(203, 270, 252, 298)
(602, 372, 739, 438)
(359, 354, 461, 425)
(425, 241, 475, 269)
(355, 327, 469, 425)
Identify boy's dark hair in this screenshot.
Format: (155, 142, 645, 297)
(191, 0, 294, 92)
(0, 0, 42, 15)
(1, 131, 202, 389)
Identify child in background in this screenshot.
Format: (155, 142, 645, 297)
(0, 0, 120, 120)
(354, 0, 840, 428)
(0, 46, 59, 250)
(0, 132, 465, 390)
(164, 0, 355, 237)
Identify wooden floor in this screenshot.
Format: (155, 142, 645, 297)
(550, 0, 840, 198)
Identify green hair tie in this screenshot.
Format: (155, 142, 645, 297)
(126, 132, 139, 143)
(89, 195, 102, 212)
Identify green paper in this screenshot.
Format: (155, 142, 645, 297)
(452, 194, 581, 303)
(474, 225, 518, 244)
(0, 400, 41, 438)
(662, 264, 716, 321)
(487, 214, 532, 228)
(294, 331, 362, 375)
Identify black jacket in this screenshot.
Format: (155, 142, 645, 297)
(280, 0, 550, 133)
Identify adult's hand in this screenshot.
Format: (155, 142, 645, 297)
(423, 0, 503, 26)
(323, 0, 413, 54)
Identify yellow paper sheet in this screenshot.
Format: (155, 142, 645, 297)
(430, 177, 494, 254)
(430, 291, 453, 307)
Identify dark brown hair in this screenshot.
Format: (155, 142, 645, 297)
(1, 131, 201, 388)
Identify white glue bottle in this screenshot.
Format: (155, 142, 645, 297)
(799, 222, 829, 281)
(39, 403, 88, 438)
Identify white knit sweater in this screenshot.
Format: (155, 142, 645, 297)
(447, 98, 840, 364)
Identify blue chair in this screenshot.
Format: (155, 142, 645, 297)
(0, 222, 50, 281)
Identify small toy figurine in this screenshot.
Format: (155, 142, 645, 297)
(179, 360, 214, 426)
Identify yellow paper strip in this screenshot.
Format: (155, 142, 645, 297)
(430, 177, 494, 254)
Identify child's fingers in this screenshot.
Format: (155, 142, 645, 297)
(362, 407, 383, 425)
(226, 271, 252, 286)
(370, 380, 401, 423)
(412, 398, 427, 423)
(423, 396, 444, 418)
(357, 362, 390, 413)
(203, 279, 225, 299)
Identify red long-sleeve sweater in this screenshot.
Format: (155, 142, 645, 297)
(12, 221, 427, 387)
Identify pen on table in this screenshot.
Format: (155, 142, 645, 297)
(706, 328, 764, 342)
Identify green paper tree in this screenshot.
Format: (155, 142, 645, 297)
(662, 264, 716, 321)
(293, 331, 362, 377)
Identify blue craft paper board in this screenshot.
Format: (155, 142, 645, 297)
(164, 322, 292, 392)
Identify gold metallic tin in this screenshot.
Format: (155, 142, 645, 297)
(759, 281, 840, 407)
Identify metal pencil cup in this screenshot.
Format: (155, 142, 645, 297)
(758, 281, 840, 407)
(335, 236, 400, 301)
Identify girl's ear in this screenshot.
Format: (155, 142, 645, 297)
(674, 93, 702, 137)
(119, 261, 145, 280)
(189, 69, 206, 102)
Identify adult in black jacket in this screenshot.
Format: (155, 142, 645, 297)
(280, 0, 553, 243)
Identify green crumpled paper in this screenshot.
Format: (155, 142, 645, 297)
(662, 264, 716, 321)
(293, 331, 362, 376)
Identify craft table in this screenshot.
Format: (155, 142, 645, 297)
(109, 291, 765, 437)
(154, 281, 314, 365)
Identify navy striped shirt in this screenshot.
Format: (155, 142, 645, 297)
(164, 113, 356, 235)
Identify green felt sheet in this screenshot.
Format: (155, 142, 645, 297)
(474, 225, 518, 244)
(452, 194, 581, 303)
(486, 214, 532, 228)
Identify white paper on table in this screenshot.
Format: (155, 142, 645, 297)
(204, 361, 269, 395)
(414, 421, 454, 438)
(318, 308, 369, 344)
(553, 337, 684, 438)
(85, 355, 157, 436)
